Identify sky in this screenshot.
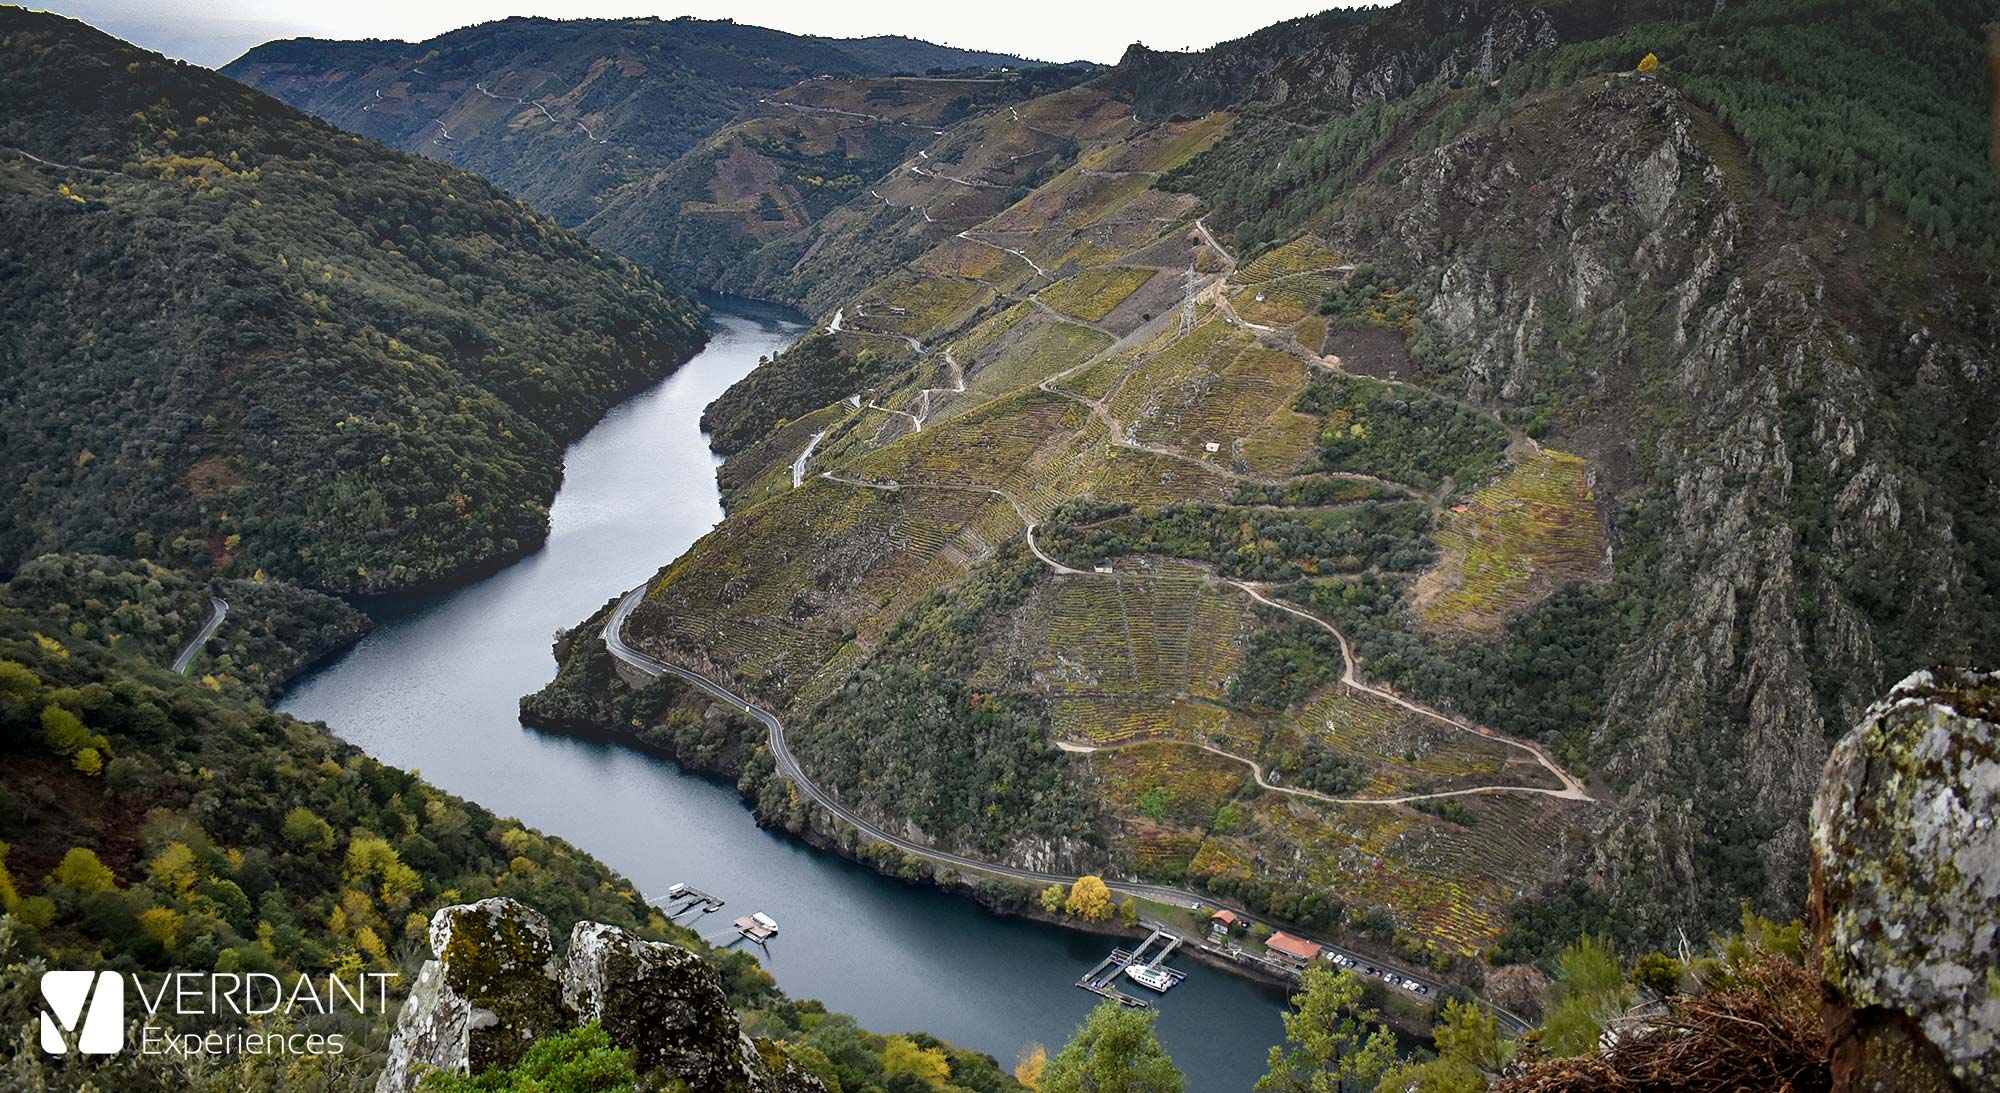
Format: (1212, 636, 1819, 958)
(38, 0, 1364, 68)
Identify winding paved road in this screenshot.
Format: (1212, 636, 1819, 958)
(599, 585, 1543, 1028)
(172, 595, 228, 675)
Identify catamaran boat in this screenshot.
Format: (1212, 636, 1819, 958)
(1124, 963, 1174, 992)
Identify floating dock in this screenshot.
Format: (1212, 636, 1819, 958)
(732, 913, 779, 945)
(647, 882, 725, 918)
(1077, 929, 1185, 1006)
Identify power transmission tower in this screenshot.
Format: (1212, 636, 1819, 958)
(1177, 260, 1198, 337)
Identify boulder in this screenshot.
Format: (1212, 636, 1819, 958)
(376, 897, 569, 1092)
(1812, 668, 2000, 1092)
(561, 920, 775, 1091)
(377, 899, 824, 1092)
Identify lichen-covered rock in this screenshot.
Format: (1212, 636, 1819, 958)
(378, 901, 822, 1092)
(376, 898, 569, 1092)
(561, 920, 790, 1091)
(1812, 668, 2000, 1092)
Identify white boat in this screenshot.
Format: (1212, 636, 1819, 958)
(1124, 964, 1174, 993)
(751, 912, 779, 933)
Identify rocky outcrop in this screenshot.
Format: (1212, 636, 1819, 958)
(375, 898, 569, 1091)
(1812, 668, 2000, 1093)
(377, 898, 825, 1093)
(1330, 65, 1997, 945)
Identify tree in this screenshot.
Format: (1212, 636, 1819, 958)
(1629, 951, 1684, 997)
(1017, 1042, 1048, 1090)
(1043, 1000, 1185, 1093)
(1636, 52, 1660, 72)
(1256, 965, 1396, 1093)
(41, 704, 92, 757)
(1376, 998, 1509, 1092)
(1120, 898, 1140, 928)
(882, 1037, 951, 1090)
(0, 840, 18, 910)
(283, 806, 337, 852)
(1042, 883, 1069, 913)
(51, 847, 117, 895)
(1540, 935, 1632, 1057)
(1066, 875, 1114, 921)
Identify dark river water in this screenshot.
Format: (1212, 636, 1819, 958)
(278, 297, 1291, 1090)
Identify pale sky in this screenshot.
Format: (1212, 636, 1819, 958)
(39, 0, 1369, 68)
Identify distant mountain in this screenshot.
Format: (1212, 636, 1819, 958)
(0, 8, 707, 592)
(221, 17, 1037, 229)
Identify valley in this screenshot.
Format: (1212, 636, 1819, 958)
(4, 1, 1997, 1090)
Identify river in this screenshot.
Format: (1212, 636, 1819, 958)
(278, 296, 1292, 1089)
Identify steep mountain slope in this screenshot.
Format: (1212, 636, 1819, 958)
(221, 17, 1035, 230)
(530, 0, 2000, 988)
(579, 67, 1093, 302)
(0, 9, 706, 592)
(533, 69, 1599, 978)
(1163, 0, 2000, 946)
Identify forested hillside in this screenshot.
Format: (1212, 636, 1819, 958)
(0, 569, 1022, 1092)
(0, 9, 707, 592)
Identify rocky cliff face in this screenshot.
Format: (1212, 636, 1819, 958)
(1813, 668, 2000, 1093)
(377, 898, 824, 1092)
(1329, 72, 1998, 941)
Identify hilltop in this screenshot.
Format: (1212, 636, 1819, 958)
(0, 8, 707, 592)
(529, 0, 2000, 1010)
(220, 16, 1083, 296)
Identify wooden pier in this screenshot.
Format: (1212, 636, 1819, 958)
(647, 882, 724, 919)
(1076, 929, 1186, 1007)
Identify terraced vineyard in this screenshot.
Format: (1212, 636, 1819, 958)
(1232, 271, 1339, 326)
(1417, 447, 1606, 632)
(630, 478, 1009, 699)
(1236, 235, 1345, 283)
(1031, 575, 1251, 698)
(612, 71, 1611, 961)
(1038, 266, 1160, 322)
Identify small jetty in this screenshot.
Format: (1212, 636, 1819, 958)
(732, 912, 779, 945)
(1077, 929, 1185, 1007)
(647, 882, 725, 919)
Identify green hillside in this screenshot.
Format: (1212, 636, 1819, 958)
(0, 8, 707, 592)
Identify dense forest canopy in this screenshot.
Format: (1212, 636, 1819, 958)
(0, 9, 708, 592)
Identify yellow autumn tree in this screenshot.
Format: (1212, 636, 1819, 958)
(1017, 1042, 1048, 1090)
(1065, 875, 1114, 921)
(51, 847, 117, 895)
(0, 840, 18, 911)
(1637, 52, 1660, 72)
(139, 906, 183, 949)
(882, 1036, 952, 1089)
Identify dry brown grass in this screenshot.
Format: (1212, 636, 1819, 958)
(1495, 947, 1829, 1093)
